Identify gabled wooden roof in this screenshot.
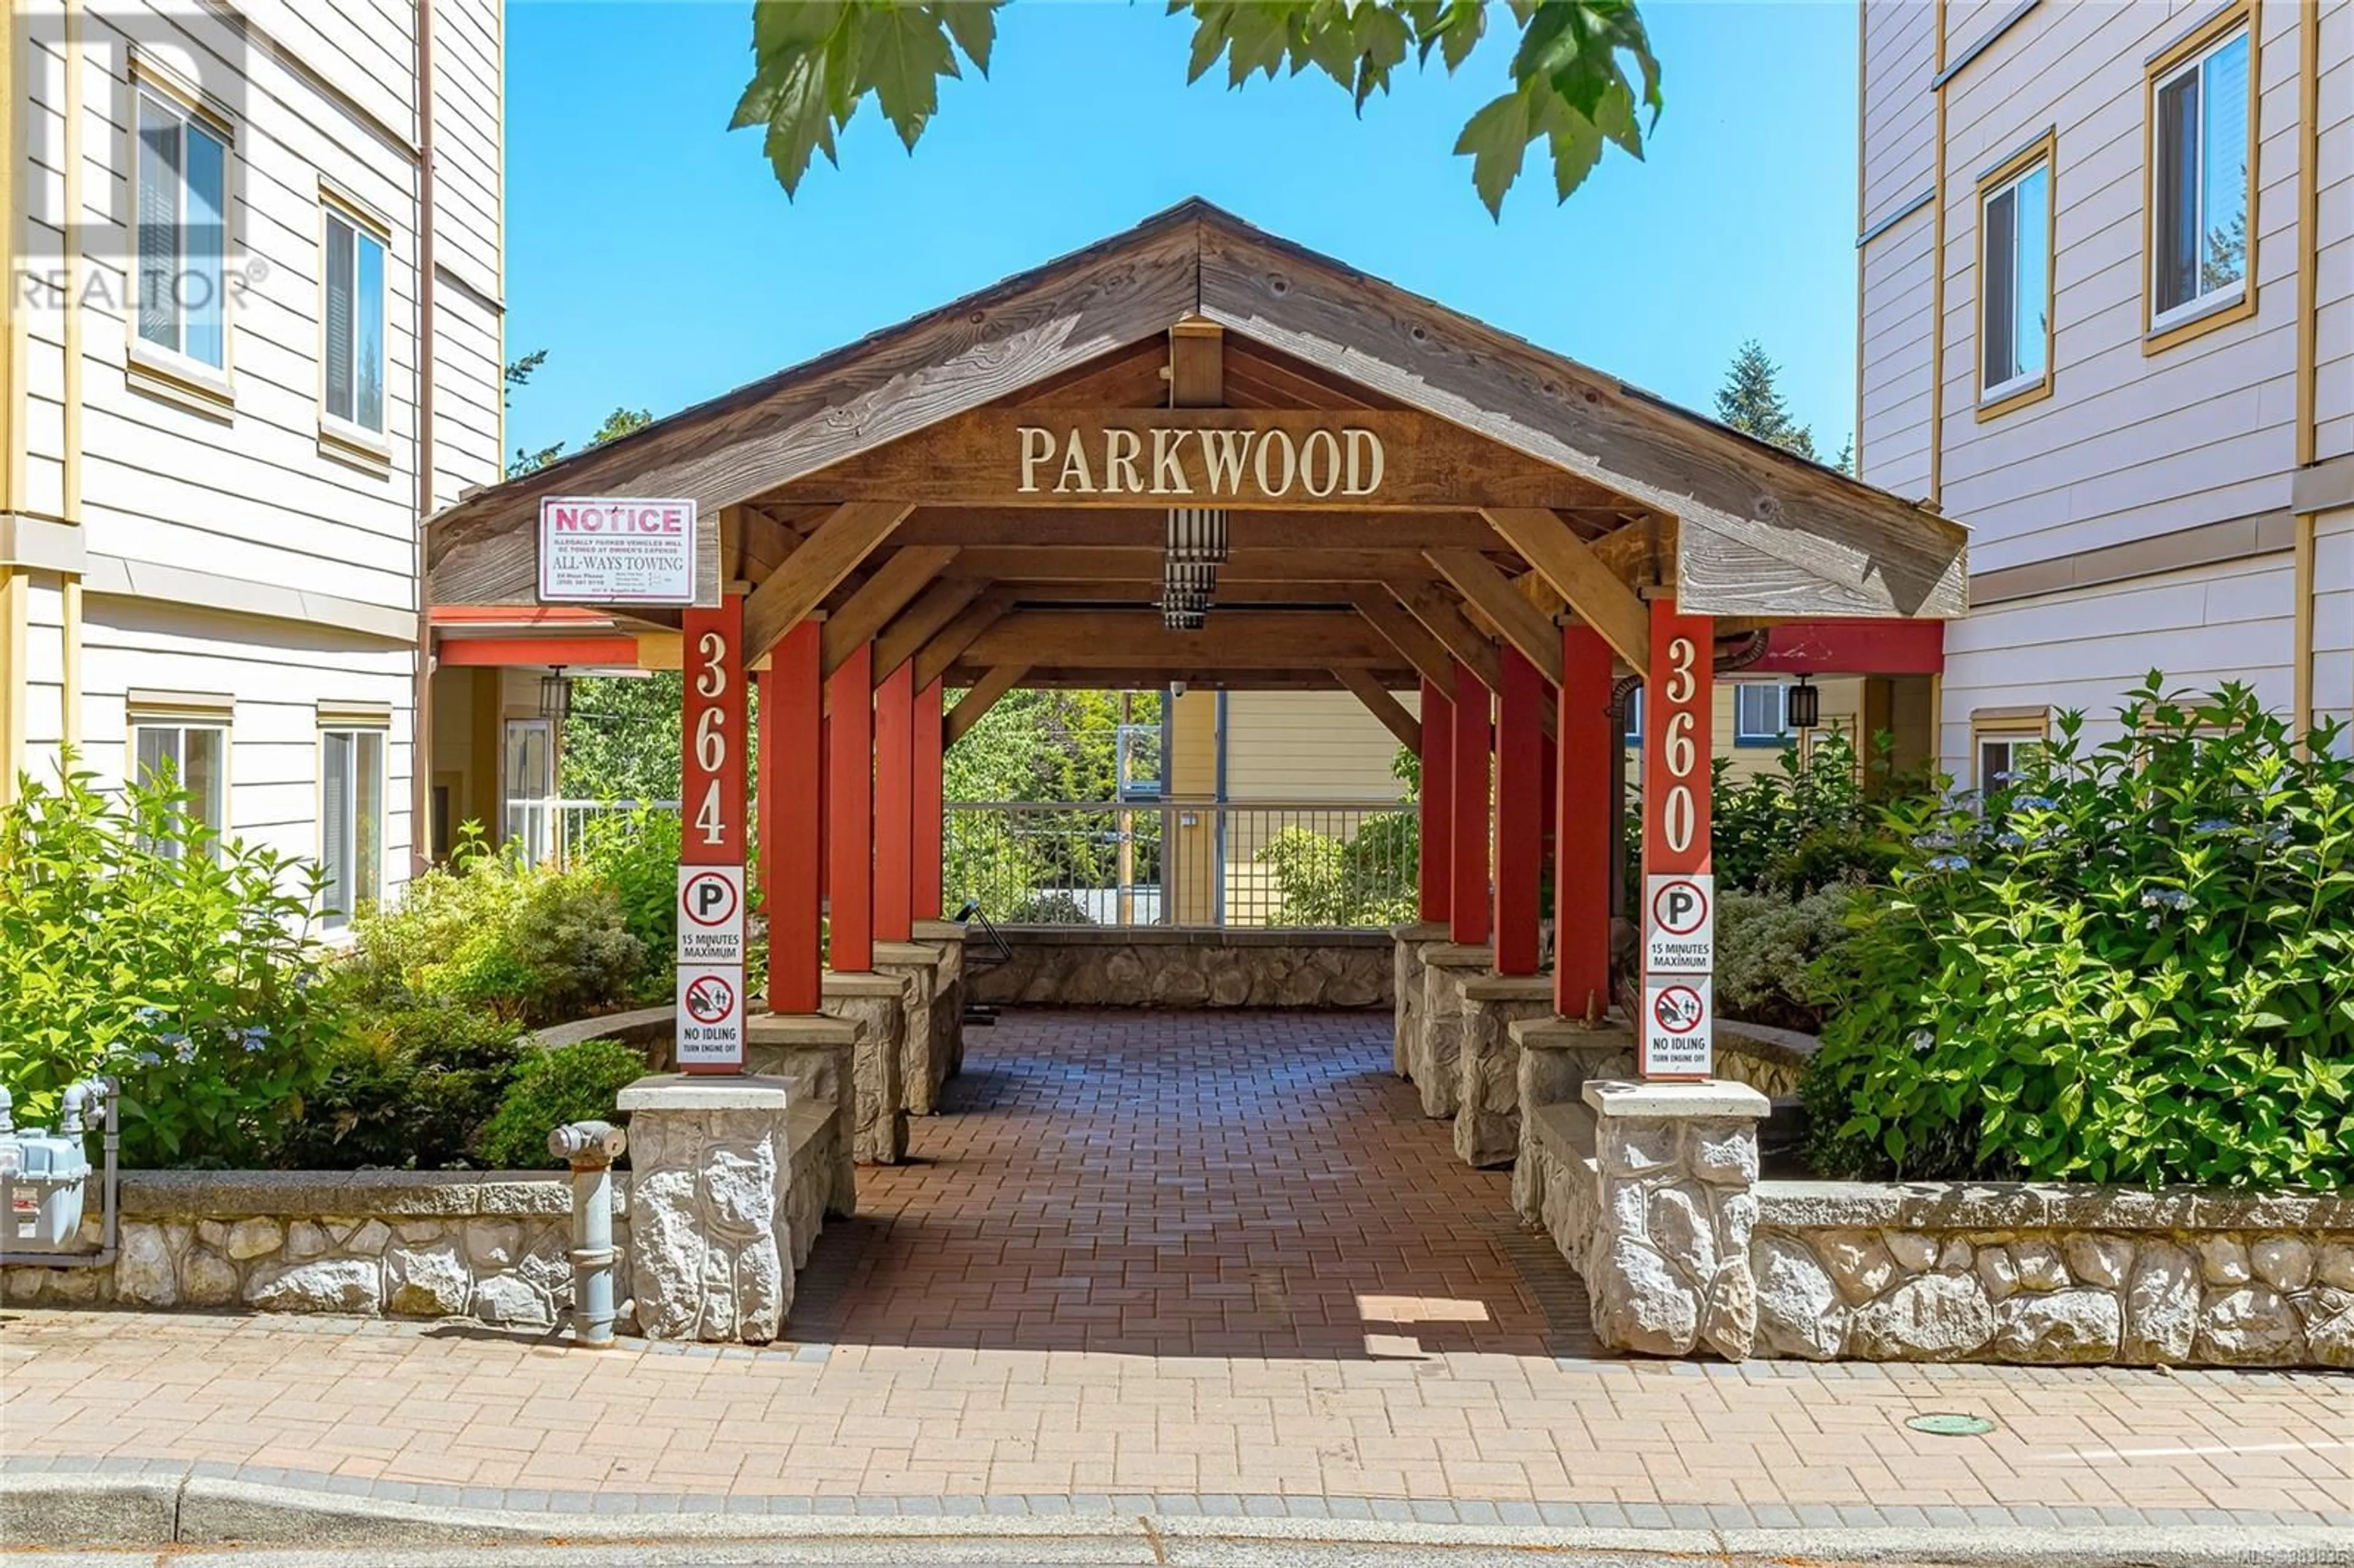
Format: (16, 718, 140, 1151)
(429, 198, 1965, 622)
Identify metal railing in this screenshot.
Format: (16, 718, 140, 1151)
(498, 794, 1422, 930)
(503, 798, 678, 869)
(945, 797, 1418, 929)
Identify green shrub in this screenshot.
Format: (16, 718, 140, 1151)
(476, 1037, 650, 1169)
(341, 832, 645, 1027)
(1712, 732, 1891, 895)
(1715, 887, 1854, 1033)
(1804, 679, 2354, 1189)
(1008, 890, 1095, 925)
(274, 1007, 528, 1170)
(574, 804, 682, 1002)
(1258, 813, 1417, 927)
(0, 763, 345, 1167)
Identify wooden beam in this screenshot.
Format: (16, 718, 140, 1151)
(945, 666, 1027, 745)
(1347, 587, 1463, 693)
(945, 666, 1414, 691)
(1481, 507, 1653, 678)
(994, 580, 1355, 606)
(945, 546, 1433, 582)
(742, 501, 912, 662)
(758, 407, 1625, 512)
(1426, 548, 1564, 687)
(1390, 581, 1504, 695)
(894, 510, 1499, 550)
(1333, 667, 1420, 749)
(912, 592, 1013, 690)
(820, 546, 958, 676)
(962, 609, 1395, 670)
(1169, 319, 1224, 407)
(873, 576, 989, 683)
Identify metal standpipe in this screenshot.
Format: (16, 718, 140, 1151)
(547, 1119, 626, 1347)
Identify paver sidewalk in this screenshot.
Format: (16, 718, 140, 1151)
(3, 1011, 2349, 1532)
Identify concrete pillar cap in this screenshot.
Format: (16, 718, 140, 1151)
(1581, 1078, 1770, 1121)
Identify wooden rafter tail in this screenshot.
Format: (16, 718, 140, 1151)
(912, 590, 1015, 691)
(1480, 507, 1652, 678)
(874, 577, 990, 685)
(945, 666, 1028, 745)
(819, 546, 959, 677)
(1333, 668, 1420, 750)
(1425, 548, 1564, 687)
(742, 501, 913, 662)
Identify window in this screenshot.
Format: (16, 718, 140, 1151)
(320, 726, 385, 929)
(132, 721, 226, 857)
(134, 89, 227, 370)
(1734, 683, 1789, 746)
(2149, 18, 2252, 334)
(1973, 710, 2051, 793)
(503, 719, 554, 862)
(322, 208, 386, 435)
(1979, 142, 2052, 409)
(1623, 688, 1642, 745)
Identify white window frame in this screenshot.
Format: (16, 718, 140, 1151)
(318, 724, 387, 931)
(131, 717, 229, 859)
(2147, 18, 2253, 335)
(1972, 715, 2050, 793)
(319, 200, 390, 444)
(1732, 683, 1790, 747)
(1978, 146, 2054, 409)
(131, 83, 232, 381)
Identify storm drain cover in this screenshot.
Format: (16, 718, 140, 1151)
(1906, 1412, 1997, 1437)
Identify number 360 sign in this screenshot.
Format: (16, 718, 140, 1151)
(1640, 602, 1715, 1079)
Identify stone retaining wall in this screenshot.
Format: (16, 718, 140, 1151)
(967, 929, 1392, 1010)
(1520, 1091, 2354, 1369)
(1, 1171, 617, 1329)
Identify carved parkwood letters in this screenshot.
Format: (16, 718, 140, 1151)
(1017, 422, 1385, 501)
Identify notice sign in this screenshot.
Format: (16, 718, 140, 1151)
(538, 497, 698, 604)
(1644, 873, 1715, 973)
(677, 866, 745, 966)
(1642, 976, 1714, 1078)
(676, 964, 745, 1068)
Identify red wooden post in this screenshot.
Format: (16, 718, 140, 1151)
(1417, 677, 1453, 924)
(1448, 660, 1491, 948)
(826, 643, 875, 973)
(874, 659, 915, 943)
(1555, 625, 1615, 1022)
(679, 594, 749, 1071)
(762, 622, 823, 1014)
(913, 679, 945, 919)
(1639, 599, 1716, 1079)
(1492, 647, 1544, 975)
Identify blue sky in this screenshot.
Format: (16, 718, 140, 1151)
(504, 1, 1860, 465)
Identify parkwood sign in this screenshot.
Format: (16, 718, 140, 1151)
(1016, 422, 1386, 501)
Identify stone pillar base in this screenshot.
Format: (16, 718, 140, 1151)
(1509, 1016, 1636, 1222)
(1389, 923, 1447, 1079)
(1454, 973, 1556, 1168)
(615, 1075, 799, 1344)
(745, 1011, 860, 1219)
(1580, 1079, 1770, 1360)
(874, 941, 948, 1117)
(821, 972, 908, 1164)
(1413, 944, 1491, 1119)
(912, 919, 969, 1079)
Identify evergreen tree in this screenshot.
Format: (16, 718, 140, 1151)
(1713, 339, 1818, 462)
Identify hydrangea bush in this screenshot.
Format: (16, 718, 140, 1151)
(0, 764, 343, 1167)
(1805, 679, 2354, 1189)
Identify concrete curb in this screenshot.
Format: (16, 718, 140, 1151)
(6, 1472, 2353, 1566)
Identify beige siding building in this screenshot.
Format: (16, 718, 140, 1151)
(1859, 0, 2351, 783)
(0, 0, 503, 923)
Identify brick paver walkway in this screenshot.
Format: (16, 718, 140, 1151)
(2, 1009, 2349, 1527)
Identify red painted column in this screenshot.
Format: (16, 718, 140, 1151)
(1639, 599, 1716, 1079)
(1492, 647, 1545, 975)
(1555, 625, 1615, 1022)
(762, 622, 823, 1014)
(913, 679, 945, 919)
(826, 643, 875, 973)
(874, 659, 915, 943)
(1417, 677, 1453, 924)
(1447, 660, 1491, 948)
(679, 593, 748, 1072)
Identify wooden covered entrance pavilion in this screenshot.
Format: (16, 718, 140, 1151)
(425, 199, 1965, 1086)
